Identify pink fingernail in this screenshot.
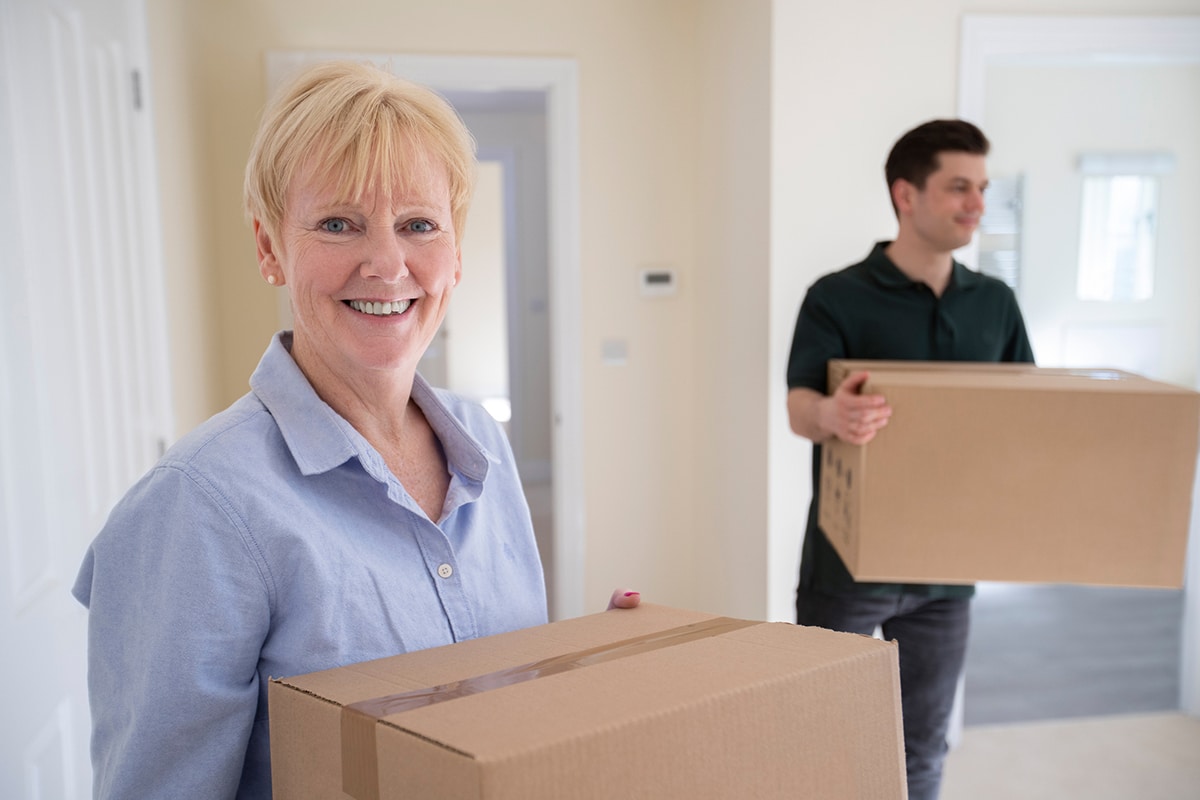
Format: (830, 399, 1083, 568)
(624, 591, 640, 597)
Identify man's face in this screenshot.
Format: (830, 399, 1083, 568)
(897, 152, 988, 253)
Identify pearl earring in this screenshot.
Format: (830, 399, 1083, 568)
(267, 275, 277, 285)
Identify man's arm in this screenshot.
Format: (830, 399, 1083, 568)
(787, 371, 892, 445)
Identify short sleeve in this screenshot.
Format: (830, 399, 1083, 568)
(786, 279, 846, 393)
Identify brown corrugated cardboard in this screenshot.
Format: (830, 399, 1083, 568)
(269, 603, 907, 799)
(819, 360, 1200, 587)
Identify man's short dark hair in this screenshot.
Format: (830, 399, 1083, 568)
(885, 119, 990, 199)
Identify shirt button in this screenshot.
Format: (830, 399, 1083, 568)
(437, 563, 454, 579)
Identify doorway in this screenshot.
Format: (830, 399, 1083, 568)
(421, 91, 557, 611)
(958, 14, 1200, 722)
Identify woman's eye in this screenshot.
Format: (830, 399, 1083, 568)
(407, 219, 436, 233)
(320, 218, 349, 233)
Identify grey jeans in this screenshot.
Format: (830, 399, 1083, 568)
(796, 587, 971, 800)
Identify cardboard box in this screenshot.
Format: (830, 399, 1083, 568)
(269, 604, 906, 799)
(818, 359, 1200, 587)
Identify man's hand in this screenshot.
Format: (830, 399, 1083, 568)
(607, 588, 641, 610)
(790, 370, 893, 444)
(819, 371, 892, 445)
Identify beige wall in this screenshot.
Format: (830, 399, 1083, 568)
(146, 0, 1199, 624)
(691, 2, 773, 617)
(145, 3, 221, 437)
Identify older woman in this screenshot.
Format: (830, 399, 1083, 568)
(73, 61, 636, 799)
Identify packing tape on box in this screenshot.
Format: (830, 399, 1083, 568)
(341, 615, 757, 800)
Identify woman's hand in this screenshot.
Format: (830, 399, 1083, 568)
(607, 588, 641, 610)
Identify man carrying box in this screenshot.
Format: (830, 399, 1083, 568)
(785, 119, 1034, 800)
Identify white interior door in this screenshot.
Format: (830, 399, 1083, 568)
(0, 1, 171, 797)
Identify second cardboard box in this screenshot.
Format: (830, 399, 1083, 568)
(819, 360, 1200, 588)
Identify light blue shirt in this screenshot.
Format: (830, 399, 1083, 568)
(72, 332, 547, 799)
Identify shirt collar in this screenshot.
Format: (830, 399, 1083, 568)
(249, 331, 491, 484)
(410, 375, 491, 484)
(249, 332, 357, 476)
(865, 240, 986, 293)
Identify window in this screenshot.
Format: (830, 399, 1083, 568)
(978, 175, 1023, 291)
(1075, 153, 1174, 302)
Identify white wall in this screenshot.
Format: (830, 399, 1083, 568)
(985, 62, 1200, 388)
(769, 1, 961, 622)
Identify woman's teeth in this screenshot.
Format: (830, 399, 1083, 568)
(349, 299, 412, 316)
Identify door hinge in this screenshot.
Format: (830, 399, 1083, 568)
(131, 69, 143, 111)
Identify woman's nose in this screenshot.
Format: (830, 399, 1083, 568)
(359, 229, 410, 281)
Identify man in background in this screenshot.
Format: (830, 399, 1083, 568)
(785, 119, 1034, 800)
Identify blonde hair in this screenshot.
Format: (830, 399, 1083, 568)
(244, 60, 476, 240)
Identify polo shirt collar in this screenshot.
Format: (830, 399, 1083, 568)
(865, 240, 985, 293)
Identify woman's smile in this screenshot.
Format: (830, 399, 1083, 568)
(346, 298, 415, 317)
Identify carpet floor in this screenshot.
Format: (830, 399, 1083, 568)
(941, 712, 1200, 800)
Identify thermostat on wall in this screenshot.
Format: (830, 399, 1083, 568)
(639, 267, 677, 296)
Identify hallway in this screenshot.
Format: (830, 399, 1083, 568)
(945, 582, 1194, 799)
(963, 582, 1184, 725)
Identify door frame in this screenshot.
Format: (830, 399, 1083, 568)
(958, 13, 1200, 717)
(265, 51, 586, 621)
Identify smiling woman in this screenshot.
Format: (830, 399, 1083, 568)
(255, 148, 461, 396)
(70, 60, 638, 800)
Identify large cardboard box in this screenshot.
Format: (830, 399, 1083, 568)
(818, 359, 1200, 587)
(269, 604, 906, 799)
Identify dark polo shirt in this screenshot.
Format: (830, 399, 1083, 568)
(786, 241, 1035, 597)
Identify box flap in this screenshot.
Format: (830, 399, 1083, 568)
(829, 359, 1195, 395)
(277, 604, 724, 708)
(377, 620, 889, 758)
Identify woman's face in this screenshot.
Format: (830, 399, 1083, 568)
(255, 149, 461, 388)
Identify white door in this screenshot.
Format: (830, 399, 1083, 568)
(0, 1, 171, 797)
